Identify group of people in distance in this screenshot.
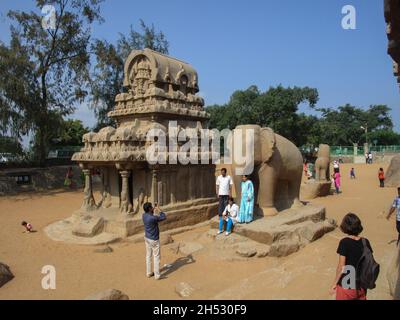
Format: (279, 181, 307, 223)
(216, 168, 255, 236)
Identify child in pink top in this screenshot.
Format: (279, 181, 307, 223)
(333, 172, 341, 194)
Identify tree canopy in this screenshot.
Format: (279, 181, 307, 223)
(0, 0, 103, 164)
(207, 86, 400, 147)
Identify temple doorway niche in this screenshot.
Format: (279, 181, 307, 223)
(109, 167, 120, 208)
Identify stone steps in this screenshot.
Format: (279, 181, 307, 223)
(210, 204, 336, 257)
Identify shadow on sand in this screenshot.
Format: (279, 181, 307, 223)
(161, 254, 196, 278)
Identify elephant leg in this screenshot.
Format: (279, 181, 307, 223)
(288, 172, 303, 209)
(315, 165, 320, 181)
(258, 164, 278, 216)
(320, 167, 327, 182)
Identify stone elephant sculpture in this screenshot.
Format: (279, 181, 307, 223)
(229, 125, 303, 216)
(314, 144, 330, 182)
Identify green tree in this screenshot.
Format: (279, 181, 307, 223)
(367, 130, 400, 145)
(0, 0, 103, 165)
(206, 85, 319, 145)
(317, 104, 397, 146)
(90, 20, 169, 130)
(0, 135, 23, 155)
(51, 119, 89, 146)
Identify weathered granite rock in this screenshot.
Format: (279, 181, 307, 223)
(85, 289, 129, 300)
(0, 262, 14, 288)
(256, 246, 270, 258)
(298, 220, 336, 242)
(236, 243, 257, 258)
(387, 246, 400, 300)
(72, 215, 104, 237)
(301, 180, 332, 200)
(269, 238, 301, 257)
(175, 282, 195, 298)
(386, 154, 400, 187)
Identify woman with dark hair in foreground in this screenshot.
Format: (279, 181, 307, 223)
(330, 213, 373, 300)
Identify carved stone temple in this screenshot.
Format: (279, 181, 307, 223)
(51, 49, 219, 240)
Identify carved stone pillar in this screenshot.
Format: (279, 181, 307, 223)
(151, 169, 158, 204)
(120, 170, 132, 214)
(81, 169, 96, 211)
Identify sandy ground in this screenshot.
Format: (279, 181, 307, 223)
(0, 163, 398, 300)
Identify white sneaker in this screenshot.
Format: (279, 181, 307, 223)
(217, 230, 223, 235)
(225, 232, 231, 236)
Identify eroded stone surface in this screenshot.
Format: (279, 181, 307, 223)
(210, 204, 335, 257)
(85, 289, 129, 300)
(72, 215, 104, 237)
(0, 262, 14, 288)
(386, 154, 400, 187)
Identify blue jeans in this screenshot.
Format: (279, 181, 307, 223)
(219, 217, 233, 233)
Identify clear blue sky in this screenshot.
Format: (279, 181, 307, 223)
(1, 0, 399, 135)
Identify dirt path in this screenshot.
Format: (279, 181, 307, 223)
(0, 163, 398, 299)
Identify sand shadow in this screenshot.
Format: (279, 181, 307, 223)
(161, 254, 196, 278)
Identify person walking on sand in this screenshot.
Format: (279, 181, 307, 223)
(378, 168, 385, 188)
(386, 187, 400, 246)
(216, 168, 233, 217)
(237, 175, 254, 224)
(142, 202, 166, 280)
(330, 213, 375, 300)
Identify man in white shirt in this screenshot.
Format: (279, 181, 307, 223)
(216, 168, 233, 217)
(218, 197, 239, 236)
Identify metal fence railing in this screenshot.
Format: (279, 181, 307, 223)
(330, 145, 400, 156)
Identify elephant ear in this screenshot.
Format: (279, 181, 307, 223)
(260, 128, 276, 163)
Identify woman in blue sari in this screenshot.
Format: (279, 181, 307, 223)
(237, 175, 254, 223)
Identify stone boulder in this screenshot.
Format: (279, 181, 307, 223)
(297, 220, 336, 242)
(85, 289, 129, 300)
(301, 180, 332, 200)
(72, 215, 104, 238)
(386, 155, 400, 187)
(269, 238, 301, 257)
(0, 262, 14, 288)
(387, 246, 400, 300)
(236, 243, 257, 258)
